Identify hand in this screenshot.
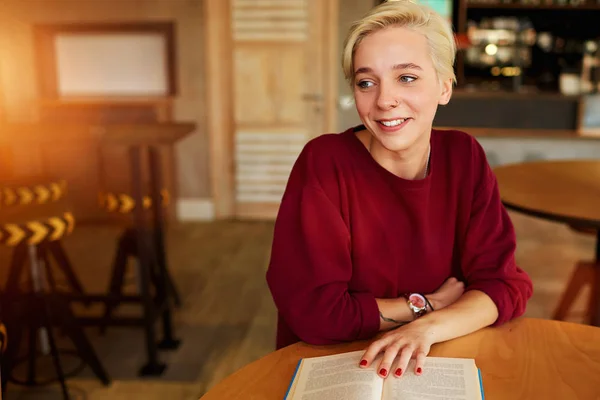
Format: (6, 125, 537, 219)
(359, 318, 436, 378)
(426, 277, 464, 311)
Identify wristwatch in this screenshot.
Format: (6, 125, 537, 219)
(405, 293, 429, 319)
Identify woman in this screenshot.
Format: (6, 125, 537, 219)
(266, 0, 532, 379)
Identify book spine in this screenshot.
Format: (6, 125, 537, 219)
(478, 369, 485, 400)
(284, 360, 303, 400)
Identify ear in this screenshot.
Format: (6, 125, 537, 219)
(438, 78, 453, 105)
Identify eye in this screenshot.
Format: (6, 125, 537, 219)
(356, 80, 374, 89)
(399, 75, 417, 83)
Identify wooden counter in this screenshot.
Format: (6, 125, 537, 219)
(434, 89, 595, 134)
(436, 126, 600, 140)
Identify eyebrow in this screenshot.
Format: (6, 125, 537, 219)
(354, 63, 423, 75)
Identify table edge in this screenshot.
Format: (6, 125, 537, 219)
(502, 200, 600, 230)
(199, 318, 600, 399)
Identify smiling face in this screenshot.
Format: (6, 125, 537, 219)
(353, 26, 452, 153)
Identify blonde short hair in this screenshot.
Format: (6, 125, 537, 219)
(342, 0, 456, 86)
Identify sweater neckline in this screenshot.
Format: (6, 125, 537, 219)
(344, 125, 434, 189)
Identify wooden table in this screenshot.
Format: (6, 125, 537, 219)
(200, 318, 600, 400)
(493, 160, 600, 325)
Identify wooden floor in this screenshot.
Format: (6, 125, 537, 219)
(1, 211, 596, 399)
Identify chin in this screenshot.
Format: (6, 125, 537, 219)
(377, 136, 415, 153)
(373, 129, 419, 153)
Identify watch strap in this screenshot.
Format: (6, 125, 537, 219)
(424, 295, 434, 311)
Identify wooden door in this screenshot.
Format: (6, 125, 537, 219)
(231, 0, 338, 219)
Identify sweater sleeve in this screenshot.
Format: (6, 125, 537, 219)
(461, 147, 533, 326)
(266, 144, 381, 345)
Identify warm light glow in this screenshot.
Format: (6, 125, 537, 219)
(485, 44, 498, 56)
(490, 66, 522, 77)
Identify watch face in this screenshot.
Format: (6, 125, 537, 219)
(409, 293, 426, 309)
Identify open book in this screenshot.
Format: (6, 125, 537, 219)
(284, 350, 484, 400)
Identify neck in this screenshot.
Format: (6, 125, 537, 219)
(368, 135, 431, 180)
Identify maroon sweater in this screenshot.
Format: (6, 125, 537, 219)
(266, 127, 533, 349)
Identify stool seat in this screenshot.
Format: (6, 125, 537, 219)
(0, 201, 75, 247)
(0, 179, 67, 208)
(98, 189, 169, 214)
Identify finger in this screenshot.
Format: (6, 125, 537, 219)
(414, 347, 430, 375)
(376, 341, 404, 378)
(392, 345, 415, 378)
(359, 335, 394, 368)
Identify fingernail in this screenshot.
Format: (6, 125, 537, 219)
(379, 368, 387, 377)
(416, 367, 422, 374)
(359, 359, 367, 367)
(395, 368, 402, 376)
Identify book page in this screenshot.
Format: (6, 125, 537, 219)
(288, 350, 384, 400)
(382, 357, 482, 400)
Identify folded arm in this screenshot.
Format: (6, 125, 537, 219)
(267, 166, 381, 345)
(360, 160, 532, 378)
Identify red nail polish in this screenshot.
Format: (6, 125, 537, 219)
(360, 360, 367, 367)
(379, 368, 387, 377)
(395, 368, 402, 376)
(416, 367, 422, 374)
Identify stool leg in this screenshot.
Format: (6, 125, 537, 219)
(26, 327, 38, 385)
(157, 301, 180, 350)
(134, 239, 180, 350)
(39, 299, 70, 399)
(132, 230, 179, 308)
(153, 230, 181, 307)
(6, 244, 28, 293)
(28, 244, 70, 399)
(100, 231, 133, 334)
(27, 245, 45, 387)
(50, 295, 110, 386)
(130, 146, 165, 376)
(136, 232, 165, 376)
(166, 272, 182, 308)
(2, 313, 24, 392)
(151, 234, 180, 351)
(553, 262, 595, 321)
(147, 146, 180, 350)
(38, 244, 58, 293)
(46, 241, 85, 295)
(148, 147, 181, 308)
(144, 232, 179, 351)
(132, 229, 180, 308)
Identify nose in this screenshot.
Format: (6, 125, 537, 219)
(376, 82, 399, 110)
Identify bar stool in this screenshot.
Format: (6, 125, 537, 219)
(98, 188, 181, 331)
(94, 145, 180, 376)
(0, 180, 85, 295)
(0, 193, 110, 399)
(553, 225, 600, 324)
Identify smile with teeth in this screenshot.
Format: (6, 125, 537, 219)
(379, 118, 406, 127)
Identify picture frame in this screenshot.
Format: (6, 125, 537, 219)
(33, 22, 177, 99)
